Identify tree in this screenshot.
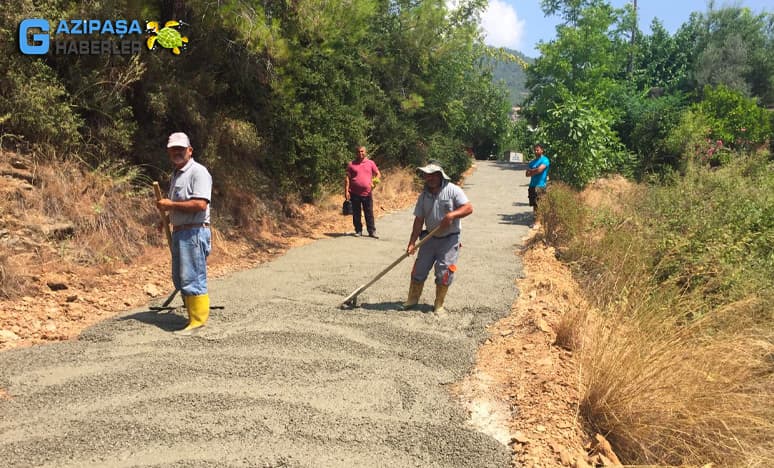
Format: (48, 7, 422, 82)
(536, 93, 629, 188)
(632, 19, 690, 91)
(674, 6, 774, 105)
(526, 0, 629, 121)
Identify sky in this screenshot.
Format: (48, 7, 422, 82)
(479, 0, 773, 57)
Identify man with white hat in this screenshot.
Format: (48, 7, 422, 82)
(402, 161, 473, 315)
(156, 132, 213, 334)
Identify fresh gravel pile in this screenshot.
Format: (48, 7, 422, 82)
(0, 161, 531, 467)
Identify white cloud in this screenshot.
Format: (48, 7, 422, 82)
(480, 0, 525, 49)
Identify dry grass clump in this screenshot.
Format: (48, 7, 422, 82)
(541, 159, 774, 466)
(35, 158, 156, 265)
(553, 304, 588, 352)
(578, 292, 773, 466)
(373, 166, 419, 206)
(217, 185, 281, 237)
(0, 254, 29, 299)
(537, 181, 588, 247)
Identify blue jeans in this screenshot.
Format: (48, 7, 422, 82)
(171, 227, 211, 296)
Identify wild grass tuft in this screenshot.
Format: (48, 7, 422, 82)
(36, 158, 157, 265)
(540, 152, 774, 466)
(538, 181, 588, 247)
(0, 254, 29, 299)
(553, 304, 587, 351)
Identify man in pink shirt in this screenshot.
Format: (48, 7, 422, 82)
(344, 146, 382, 238)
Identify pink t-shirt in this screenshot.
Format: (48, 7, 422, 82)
(347, 159, 379, 197)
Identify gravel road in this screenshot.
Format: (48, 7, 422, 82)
(0, 160, 533, 467)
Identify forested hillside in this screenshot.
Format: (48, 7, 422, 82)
(488, 48, 533, 105)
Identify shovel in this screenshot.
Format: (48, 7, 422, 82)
(340, 225, 442, 309)
(150, 181, 180, 311)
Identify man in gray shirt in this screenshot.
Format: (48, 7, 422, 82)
(402, 162, 473, 315)
(156, 132, 212, 334)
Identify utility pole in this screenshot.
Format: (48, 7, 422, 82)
(628, 0, 638, 74)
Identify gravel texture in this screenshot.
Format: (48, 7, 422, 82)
(0, 161, 531, 467)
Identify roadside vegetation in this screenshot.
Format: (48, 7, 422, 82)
(1, 0, 511, 200)
(522, 1, 773, 465)
(540, 151, 773, 466)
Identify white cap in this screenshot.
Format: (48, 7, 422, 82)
(167, 132, 191, 148)
(417, 162, 450, 180)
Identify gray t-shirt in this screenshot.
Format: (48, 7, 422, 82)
(168, 158, 212, 226)
(413, 181, 469, 237)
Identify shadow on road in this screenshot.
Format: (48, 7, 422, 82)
(119, 310, 187, 332)
(491, 161, 529, 172)
(358, 302, 434, 314)
(499, 212, 533, 226)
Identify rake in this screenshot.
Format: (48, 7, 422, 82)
(340, 226, 442, 309)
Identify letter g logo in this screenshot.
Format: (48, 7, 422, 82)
(19, 18, 50, 55)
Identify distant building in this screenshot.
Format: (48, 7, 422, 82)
(510, 106, 522, 121)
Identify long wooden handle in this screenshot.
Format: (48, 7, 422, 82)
(340, 225, 444, 306)
(153, 182, 173, 251)
(360, 225, 443, 290)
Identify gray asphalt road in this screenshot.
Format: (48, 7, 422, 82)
(0, 160, 533, 467)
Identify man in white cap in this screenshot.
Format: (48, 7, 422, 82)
(402, 161, 472, 315)
(156, 132, 213, 334)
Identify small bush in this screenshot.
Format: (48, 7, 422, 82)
(0, 57, 82, 150)
(536, 94, 630, 188)
(419, 133, 471, 182)
(698, 85, 772, 152)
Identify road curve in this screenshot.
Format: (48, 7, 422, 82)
(0, 160, 533, 467)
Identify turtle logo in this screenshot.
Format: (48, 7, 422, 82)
(146, 20, 188, 55)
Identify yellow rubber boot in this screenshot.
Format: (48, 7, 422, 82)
(434, 284, 449, 315)
(400, 281, 424, 310)
(178, 294, 209, 333)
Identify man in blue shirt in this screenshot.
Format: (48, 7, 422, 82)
(526, 143, 550, 226)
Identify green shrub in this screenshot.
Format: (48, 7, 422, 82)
(665, 108, 714, 168)
(419, 133, 471, 182)
(698, 85, 772, 152)
(618, 92, 687, 175)
(648, 154, 774, 309)
(536, 94, 631, 188)
(0, 57, 82, 150)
